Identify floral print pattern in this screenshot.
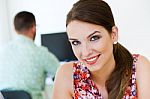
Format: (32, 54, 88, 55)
(73, 54, 139, 99)
(123, 54, 139, 99)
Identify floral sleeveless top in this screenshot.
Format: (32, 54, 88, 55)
(73, 54, 139, 99)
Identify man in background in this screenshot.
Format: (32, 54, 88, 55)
(0, 11, 60, 99)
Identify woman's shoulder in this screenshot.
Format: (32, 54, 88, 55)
(136, 55, 150, 70)
(55, 61, 74, 84)
(57, 61, 74, 77)
(52, 61, 74, 98)
(135, 54, 150, 98)
(133, 54, 150, 74)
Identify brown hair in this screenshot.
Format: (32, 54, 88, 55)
(14, 11, 36, 32)
(66, 0, 133, 98)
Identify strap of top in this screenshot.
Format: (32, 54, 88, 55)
(123, 54, 139, 98)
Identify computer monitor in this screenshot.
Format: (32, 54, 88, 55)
(41, 32, 77, 62)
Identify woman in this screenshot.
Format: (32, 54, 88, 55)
(52, 0, 150, 98)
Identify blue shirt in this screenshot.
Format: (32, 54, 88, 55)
(0, 35, 60, 99)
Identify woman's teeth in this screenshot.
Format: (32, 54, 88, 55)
(86, 57, 97, 62)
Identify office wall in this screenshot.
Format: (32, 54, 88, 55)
(0, 0, 11, 46)
(107, 0, 150, 59)
(2, 0, 150, 59)
(6, 0, 75, 45)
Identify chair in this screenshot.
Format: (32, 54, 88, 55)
(1, 90, 32, 99)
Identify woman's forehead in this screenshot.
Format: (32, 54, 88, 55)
(67, 20, 107, 38)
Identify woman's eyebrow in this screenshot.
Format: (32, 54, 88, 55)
(68, 38, 78, 41)
(88, 31, 101, 37)
(68, 31, 101, 41)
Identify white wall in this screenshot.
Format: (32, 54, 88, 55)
(107, 0, 150, 59)
(2, 0, 150, 59)
(0, 0, 11, 46)
(7, 0, 75, 45)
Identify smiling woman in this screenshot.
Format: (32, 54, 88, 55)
(67, 21, 117, 73)
(52, 0, 150, 99)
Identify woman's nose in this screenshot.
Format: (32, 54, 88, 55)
(81, 43, 92, 57)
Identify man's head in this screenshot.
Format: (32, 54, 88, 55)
(14, 11, 36, 40)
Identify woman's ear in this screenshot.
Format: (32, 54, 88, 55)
(111, 26, 118, 43)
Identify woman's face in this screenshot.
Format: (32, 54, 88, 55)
(67, 20, 118, 72)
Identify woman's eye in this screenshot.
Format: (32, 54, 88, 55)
(71, 41, 81, 46)
(90, 35, 100, 41)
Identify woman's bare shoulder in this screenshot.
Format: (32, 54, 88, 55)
(136, 55, 150, 98)
(136, 55, 150, 77)
(136, 55, 150, 71)
(56, 61, 74, 80)
(52, 61, 74, 99)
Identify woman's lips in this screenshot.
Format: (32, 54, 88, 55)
(84, 54, 100, 65)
